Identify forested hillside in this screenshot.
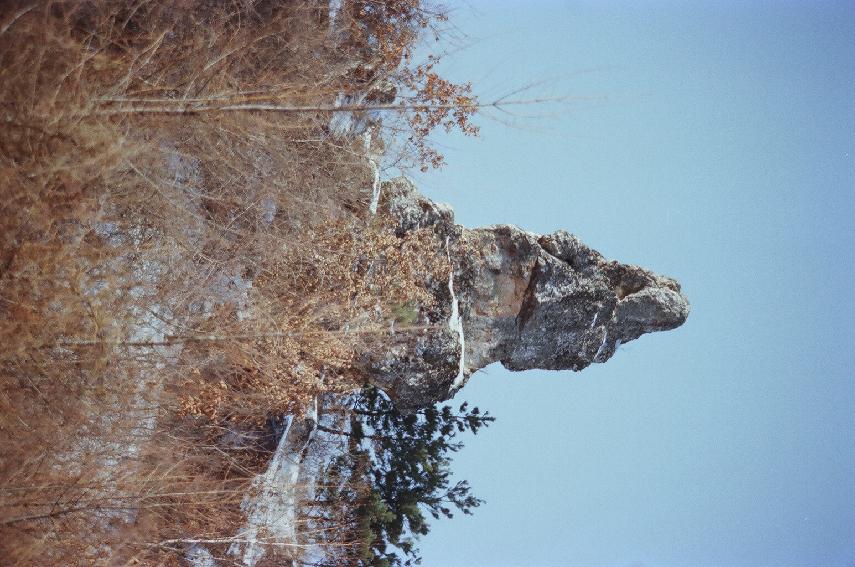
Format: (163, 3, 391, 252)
(0, 2, 484, 565)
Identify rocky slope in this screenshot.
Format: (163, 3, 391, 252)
(367, 178, 690, 409)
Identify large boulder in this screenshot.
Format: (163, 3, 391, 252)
(369, 178, 690, 409)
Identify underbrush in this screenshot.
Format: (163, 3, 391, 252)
(0, 1, 477, 564)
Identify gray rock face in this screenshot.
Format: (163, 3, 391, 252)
(371, 178, 690, 409)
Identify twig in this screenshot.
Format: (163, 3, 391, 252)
(0, 4, 35, 37)
(89, 96, 578, 116)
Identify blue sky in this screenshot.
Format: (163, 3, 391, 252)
(407, 1, 855, 566)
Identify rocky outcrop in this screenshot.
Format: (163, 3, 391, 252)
(368, 178, 690, 409)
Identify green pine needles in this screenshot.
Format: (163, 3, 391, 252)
(315, 387, 495, 566)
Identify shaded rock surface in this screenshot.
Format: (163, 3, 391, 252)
(370, 178, 690, 409)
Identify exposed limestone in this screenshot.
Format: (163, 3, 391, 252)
(369, 178, 690, 409)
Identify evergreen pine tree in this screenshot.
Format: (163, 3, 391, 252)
(316, 387, 494, 566)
